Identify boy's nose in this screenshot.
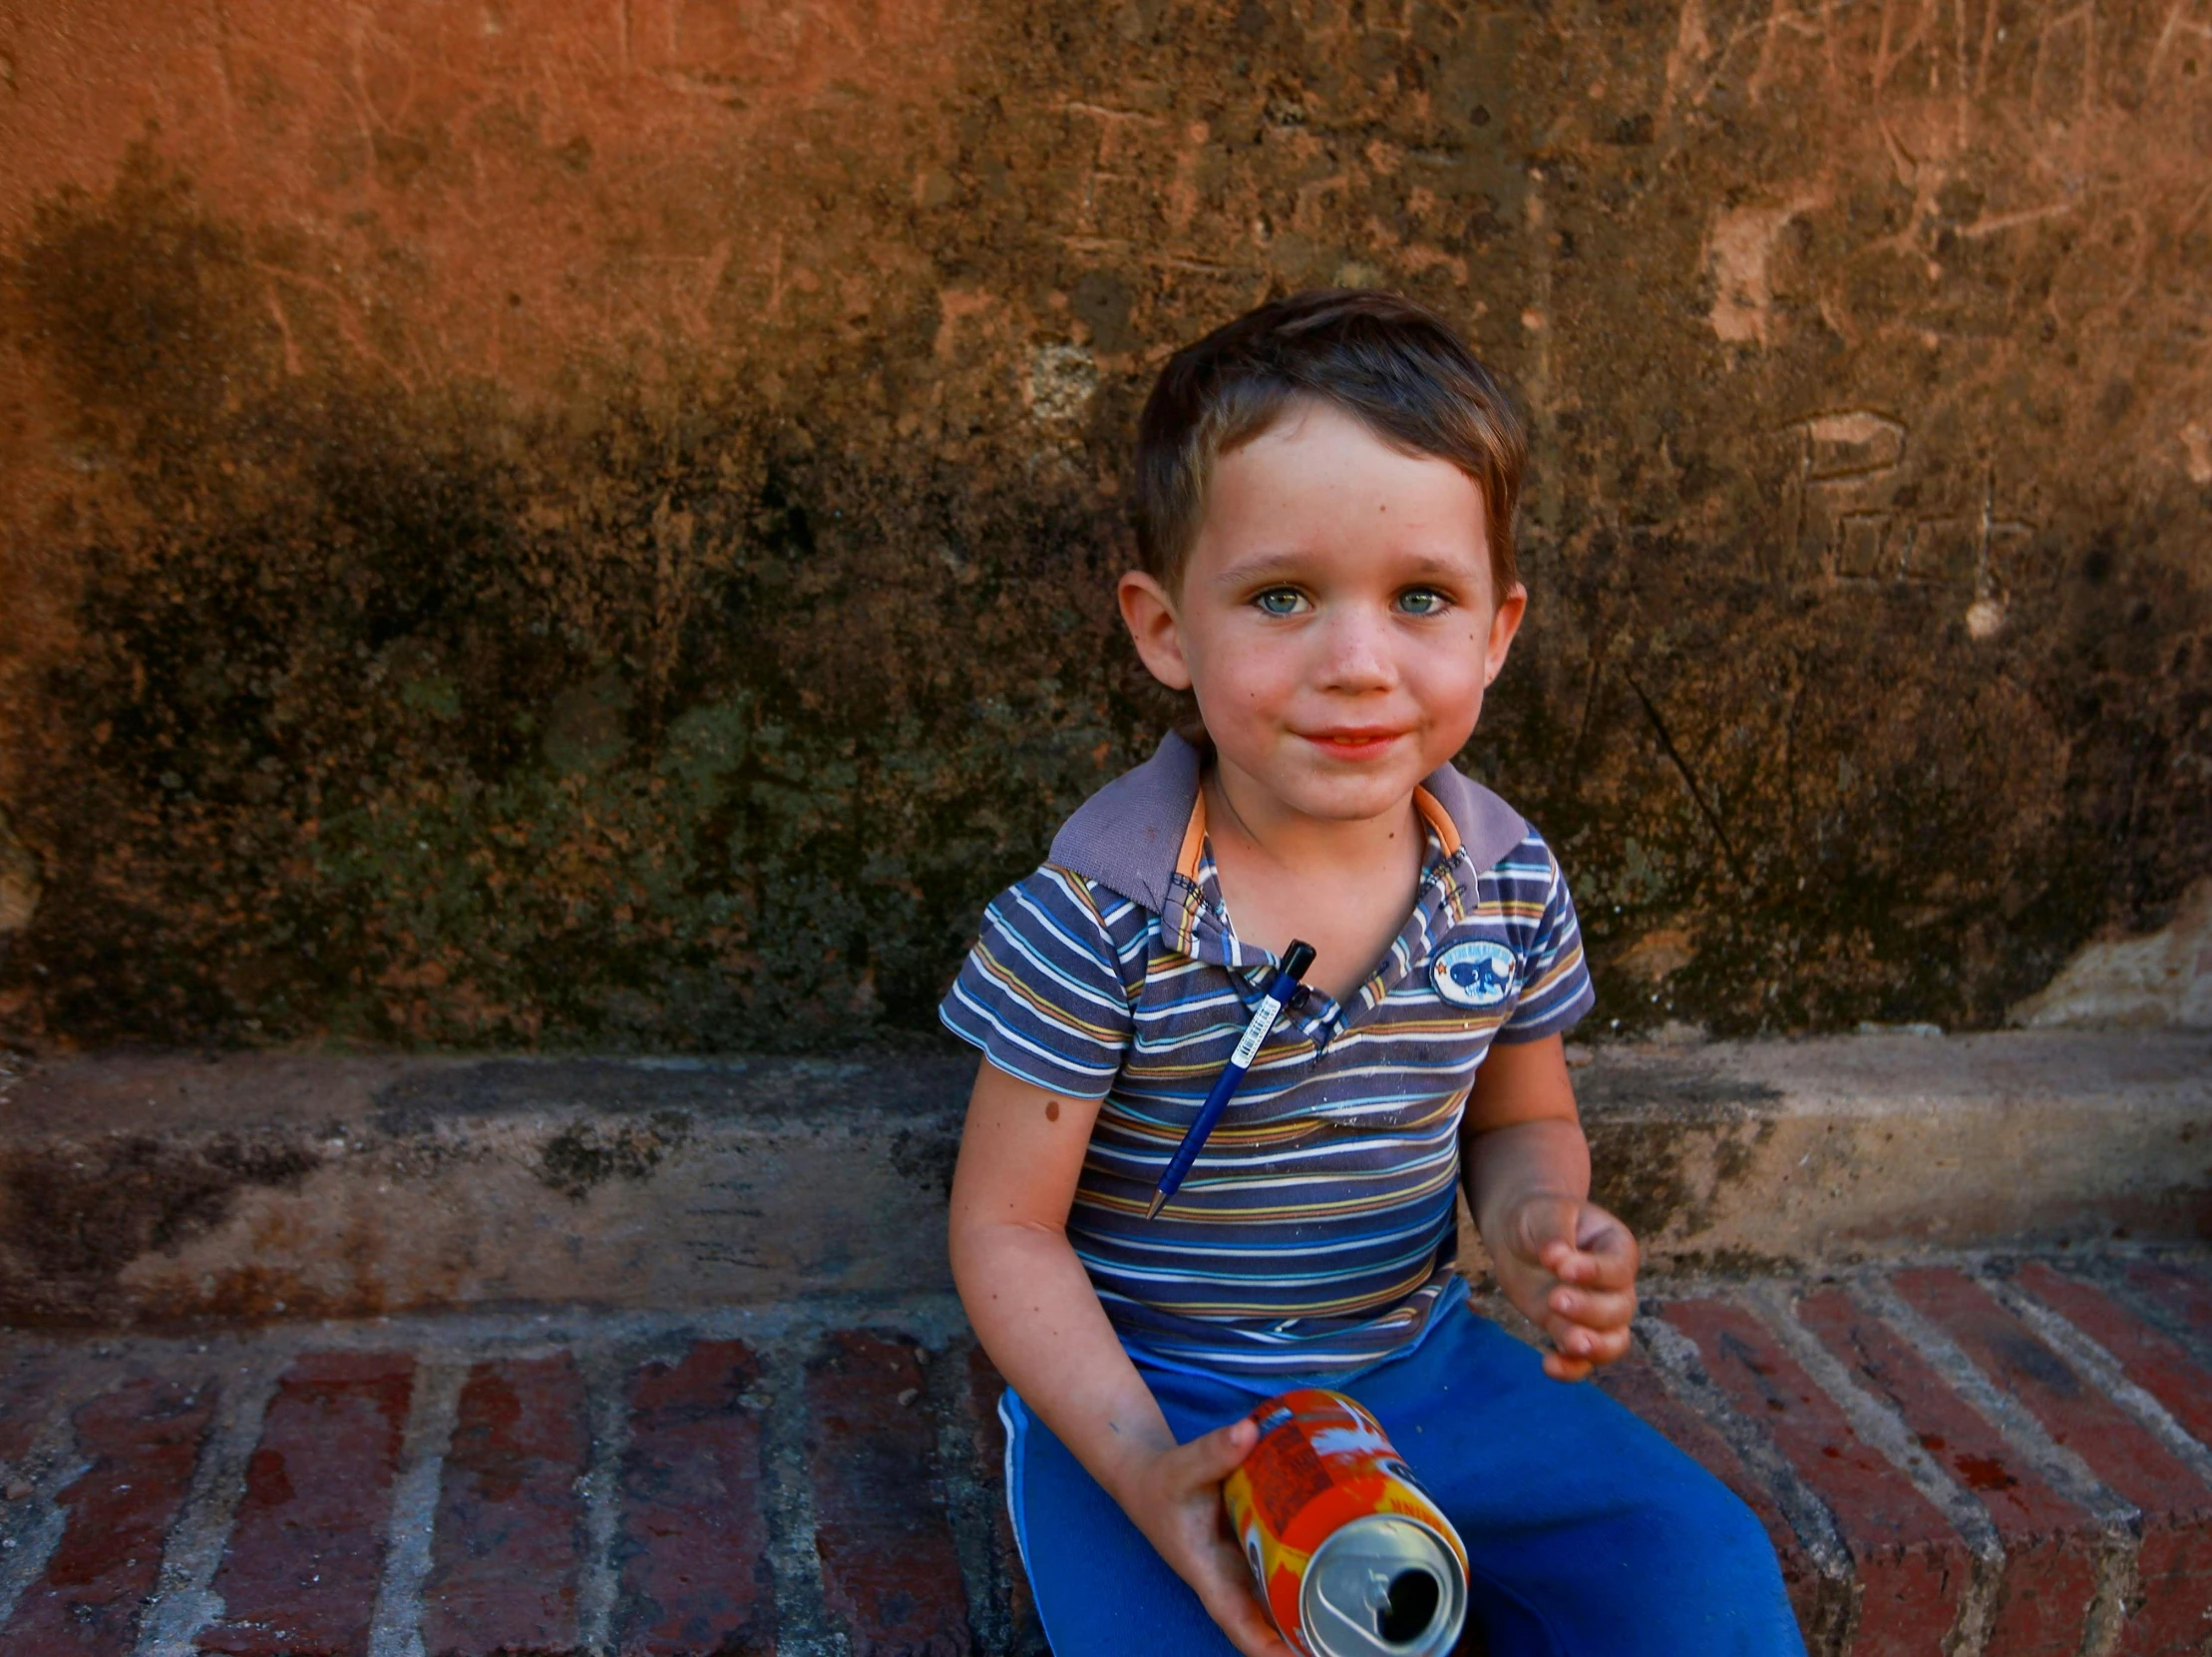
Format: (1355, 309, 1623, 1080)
(1313, 607, 1397, 691)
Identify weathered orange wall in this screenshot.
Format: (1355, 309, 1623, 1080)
(0, 0, 2205, 1050)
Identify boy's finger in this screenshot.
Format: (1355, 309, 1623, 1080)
(1542, 1314, 1596, 1359)
(1543, 1310, 1634, 1365)
(1232, 1602, 1297, 1656)
(1178, 1416, 1259, 1485)
(1564, 1323, 1632, 1365)
(1575, 1212, 1641, 1288)
(1547, 1245, 1594, 1282)
(1548, 1284, 1638, 1331)
(1541, 1349, 1595, 1383)
(1539, 1323, 1633, 1378)
(1193, 1550, 1294, 1657)
(1218, 1598, 1296, 1657)
(1548, 1239, 1635, 1294)
(1513, 1194, 1582, 1265)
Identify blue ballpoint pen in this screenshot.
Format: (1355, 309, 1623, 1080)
(1146, 939, 1317, 1221)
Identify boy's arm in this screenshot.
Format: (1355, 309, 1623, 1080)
(947, 1058, 1293, 1657)
(1460, 1034, 1640, 1381)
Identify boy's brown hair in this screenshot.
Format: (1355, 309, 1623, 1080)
(1133, 288, 1528, 603)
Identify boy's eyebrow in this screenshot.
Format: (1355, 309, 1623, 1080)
(1205, 550, 1308, 588)
(1206, 546, 1488, 589)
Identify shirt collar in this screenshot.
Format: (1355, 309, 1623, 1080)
(1163, 788, 1480, 1037)
(1048, 729, 1524, 918)
(1158, 782, 1464, 958)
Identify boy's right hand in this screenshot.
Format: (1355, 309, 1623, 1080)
(1109, 1417, 1298, 1657)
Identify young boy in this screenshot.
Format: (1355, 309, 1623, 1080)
(942, 291, 1800, 1656)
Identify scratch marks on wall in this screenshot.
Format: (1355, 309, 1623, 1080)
(1778, 411, 2035, 591)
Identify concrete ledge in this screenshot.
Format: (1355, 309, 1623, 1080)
(0, 1051, 975, 1327)
(0, 1032, 2204, 1327)
(1575, 1032, 2212, 1270)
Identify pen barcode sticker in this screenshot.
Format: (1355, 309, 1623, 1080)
(1231, 997, 1285, 1068)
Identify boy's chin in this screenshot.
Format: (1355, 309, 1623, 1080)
(1259, 754, 1438, 823)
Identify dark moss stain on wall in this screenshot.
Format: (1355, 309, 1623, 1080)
(3, 153, 1152, 1051)
(539, 1113, 694, 1200)
(2, 0, 2208, 1052)
(0, 1132, 320, 1319)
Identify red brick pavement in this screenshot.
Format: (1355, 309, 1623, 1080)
(0, 1254, 2204, 1657)
(1595, 1351, 1836, 1635)
(805, 1331, 970, 1657)
(0, 1377, 214, 1657)
(1794, 1287, 2104, 1656)
(2125, 1259, 2212, 1343)
(615, 1341, 775, 1657)
(421, 1355, 591, 1657)
(1663, 1299, 1971, 1654)
(2015, 1263, 2212, 1448)
(1895, 1269, 2212, 1657)
(196, 1351, 415, 1657)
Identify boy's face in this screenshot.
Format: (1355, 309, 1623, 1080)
(1119, 399, 1525, 827)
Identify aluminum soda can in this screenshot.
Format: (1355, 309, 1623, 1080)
(1221, 1389, 1469, 1657)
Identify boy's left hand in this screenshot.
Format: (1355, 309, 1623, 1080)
(1490, 1193, 1639, 1382)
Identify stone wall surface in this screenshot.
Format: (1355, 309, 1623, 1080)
(0, 0, 2205, 1051)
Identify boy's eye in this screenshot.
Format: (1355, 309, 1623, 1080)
(1397, 588, 1448, 616)
(1254, 588, 1307, 616)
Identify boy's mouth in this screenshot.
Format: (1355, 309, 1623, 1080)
(1298, 727, 1408, 758)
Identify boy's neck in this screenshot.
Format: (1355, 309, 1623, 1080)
(1202, 756, 1422, 883)
(1201, 756, 1428, 1001)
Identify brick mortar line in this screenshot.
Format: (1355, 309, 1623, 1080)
(0, 1480, 69, 1631)
(2077, 1260, 2212, 1370)
(571, 1342, 636, 1657)
(366, 1357, 468, 1657)
(758, 1341, 847, 1657)
(631, 1296, 973, 1357)
(1636, 1314, 1856, 1576)
(928, 1338, 1009, 1657)
(1739, 1280, 2004, 1657)
(1634, 1312, 1861, 1656)
(0, 1296, 975, 1373)
(135, 1353, 287, 1657)
(1848, 1277, 2139, 1657)
(1984, 1270, 2212, 1490)
(1849, 1279, 2138, 1527)
(19, 1299, 1051, 1383)
(0, 1350, 111, 1629)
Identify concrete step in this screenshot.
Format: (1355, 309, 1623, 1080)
(0, 1033, 2205, 1327)
(0, 1250, 2208, 1657)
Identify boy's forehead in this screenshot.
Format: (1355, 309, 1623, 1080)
(1191, 409, 1493, 583)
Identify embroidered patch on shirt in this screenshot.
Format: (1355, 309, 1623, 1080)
(1431, 939, 1518, 1009)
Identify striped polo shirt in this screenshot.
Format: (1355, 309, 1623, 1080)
(940, 731, 1595, 1380)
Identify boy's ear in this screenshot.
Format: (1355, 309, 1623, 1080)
(1483, 582, 1528, 686)
(1117, 571, 1194, 691)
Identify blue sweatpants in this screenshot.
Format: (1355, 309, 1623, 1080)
(999, 1293, 1804, 1656)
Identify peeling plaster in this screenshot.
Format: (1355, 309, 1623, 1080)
(2012, 879, 2212, 1031)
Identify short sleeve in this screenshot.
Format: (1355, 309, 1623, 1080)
(1494, 835, 1598, 1043)
(938, 865, 1135, 1099)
